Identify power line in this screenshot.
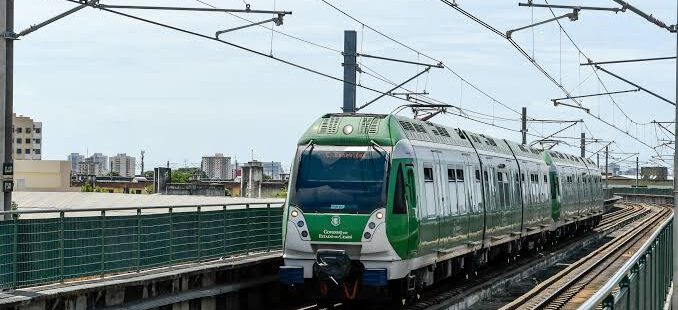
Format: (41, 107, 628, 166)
(66, 0, 441, 111)
(318, 0, 522, 116)
(193, 0, 342, 54)
(440, 0, 662, 155)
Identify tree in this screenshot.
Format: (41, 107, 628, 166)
(145, 185, 154, 194)
(143, 170, 154, 178)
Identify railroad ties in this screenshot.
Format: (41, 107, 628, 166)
(501, 203, 672, 310)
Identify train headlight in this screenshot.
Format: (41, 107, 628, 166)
(290, 210, 299, 218)
(301, 231, 308, 238)
(376, 212, 384, 220)
(343, 125, 353, 135)
(297, 220, 305, 227)
(363, 232, 372, 239)
(368, 222, 376, 229)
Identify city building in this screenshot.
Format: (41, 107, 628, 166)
(71, 152, 109, 176)
(90, 153, 109, 173)
(67, 153, 84, 174)
(201, 153, 232, 180)
(111, 153, 136, 177)
(262, 161, 284, 180)
(13, 114, 42, 160)
(13, 160, 73, 192)
(641, 166, 668, 181)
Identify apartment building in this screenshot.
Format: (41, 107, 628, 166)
(13, 114, 42, 160)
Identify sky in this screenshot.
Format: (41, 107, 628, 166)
(14, 0, 677, 173)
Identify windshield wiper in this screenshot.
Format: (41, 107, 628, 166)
(370, 140, 388, 159)
(303, 139, 315, 153)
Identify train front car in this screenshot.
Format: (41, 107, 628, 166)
(280, 114, 412, 303)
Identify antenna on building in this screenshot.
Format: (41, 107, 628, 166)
(140, 150, 145, 174)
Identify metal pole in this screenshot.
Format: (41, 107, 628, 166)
(636, 156, 639, 188)
(597, 153, 600, 168)
(581, 132, 586, 157)
(0, 0, 13, 221)
(672, 2, 678, 306)
(522, 107, 527, 145)
(342, 30, 357, 113)
(605, 145, 609, 189)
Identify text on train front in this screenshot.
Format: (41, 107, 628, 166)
(290, 145, 390, 214)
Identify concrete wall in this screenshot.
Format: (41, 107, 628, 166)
(607, 178, 672, 188)
(166, 183, 225, 196)
(13, 160, 73, 192)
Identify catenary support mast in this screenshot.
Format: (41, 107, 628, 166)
(0, 0, 13, 220)
(342, 30, 357, 113)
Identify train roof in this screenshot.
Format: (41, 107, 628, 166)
(299, 114, 595, 169)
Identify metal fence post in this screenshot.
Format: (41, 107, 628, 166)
(245, 204, 250, 254)
(12, 214, 17, 288)
(136, 208, 141, 272)
(169, 207, 173, 264)
(223, 205, 227, 256)
(197, 206, 202, 262)
(266, 204, 271, 251)
(100, 210, 105, 278)
(59, 211, 64, 283)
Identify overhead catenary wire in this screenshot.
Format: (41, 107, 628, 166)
(66, 0, 448, 112)
(318, 0, 523, 117)
(439, 0, 663, 160)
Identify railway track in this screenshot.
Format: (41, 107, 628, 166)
(595, 203, 650, 232)
(500, 204, 671, 310)
(292, 203, 654, 310)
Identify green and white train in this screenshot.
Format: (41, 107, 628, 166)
(279, 113, 604, 302)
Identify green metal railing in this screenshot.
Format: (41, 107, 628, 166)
(610, 187, 673, 197)
(0, 202, 283, 289)
(580, 215, 673, 309)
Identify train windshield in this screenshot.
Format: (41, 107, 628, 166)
(291, 146, 388, 214)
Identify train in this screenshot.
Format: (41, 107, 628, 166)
(279, 113, 604, 304)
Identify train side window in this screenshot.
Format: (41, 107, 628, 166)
(483, 171, 488, 181)
(447, 169, 456, 182)
(424, 167, 434, 182)
(456, 169, 464, 181)
(544, 175, 548, 183)
(475, 170, 481, 181)
(393, 165, 407, 214)
(521, 173, 525, 182)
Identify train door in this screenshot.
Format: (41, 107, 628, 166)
(446, 163, 466, 248)
(431, 151, 445, 251)
(404, 164, 419, 256)
(465, 158, 483, 244)
(519, 165, 532, 227)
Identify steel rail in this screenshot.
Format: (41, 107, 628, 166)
(501, 205, 667, 309)
(578, 208, 673, 309)
(524, 207, 670, 309)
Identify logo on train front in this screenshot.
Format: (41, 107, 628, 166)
(331, 215, 341, 227)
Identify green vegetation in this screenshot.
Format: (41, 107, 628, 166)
(81, 183, 95, 192)
(224, 188, 232, 196)
(143, 170, 154, 178)
(275, 187, 288, 198)
(171, 167, 207, 183)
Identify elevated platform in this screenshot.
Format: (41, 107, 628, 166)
(0, 252, 281, 310)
